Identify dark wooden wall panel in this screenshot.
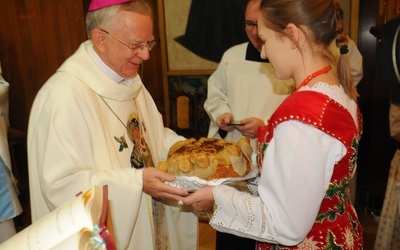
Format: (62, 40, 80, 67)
(0, 0, 87, 132)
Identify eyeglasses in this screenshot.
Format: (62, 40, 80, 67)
(244, 21, 258, 31)
(100, 28, 156, 54)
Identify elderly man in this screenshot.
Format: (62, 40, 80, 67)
(27, 0, 197, 249)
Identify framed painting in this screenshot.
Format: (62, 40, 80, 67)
(158, 0, 248, 74)
(159, 0, 217, 73)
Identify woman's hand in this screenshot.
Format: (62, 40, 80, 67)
(181, 186, 215, 211)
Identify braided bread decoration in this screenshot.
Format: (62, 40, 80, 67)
(157, 137, 253, 180)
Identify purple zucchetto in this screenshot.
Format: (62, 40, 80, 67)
(88, 0, 132, 11)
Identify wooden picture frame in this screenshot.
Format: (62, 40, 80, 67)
(337, 0, 360, 44)
(157, 0, 225, 126)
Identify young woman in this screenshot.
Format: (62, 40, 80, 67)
(182, 0, 364, 248)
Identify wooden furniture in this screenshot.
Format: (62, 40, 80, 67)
(167, 75, 210, 139)
(169, 90, 198, 138)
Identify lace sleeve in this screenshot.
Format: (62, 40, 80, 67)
(210, 185, 277, 244)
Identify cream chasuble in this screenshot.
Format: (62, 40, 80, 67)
(27, 40, 198, 250)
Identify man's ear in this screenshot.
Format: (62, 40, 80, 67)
(91, 28, 106, 52)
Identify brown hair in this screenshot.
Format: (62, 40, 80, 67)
(259, 0, 358, 100)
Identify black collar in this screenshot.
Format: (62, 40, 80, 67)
(245, 43, 269, 63)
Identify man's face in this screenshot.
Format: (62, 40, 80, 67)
(245, 0, 263, 51)
(100, 11, 154, 78)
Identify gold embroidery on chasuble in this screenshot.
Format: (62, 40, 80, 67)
(126, 113, 169, 249)
(97, 90, 169, 248)
(152, 200, 170, 250)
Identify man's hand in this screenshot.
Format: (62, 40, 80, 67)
(142, 168, 188, 201)
(216, 113, 235, 132)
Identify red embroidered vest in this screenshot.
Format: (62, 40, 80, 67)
(257, 91, 363, 250)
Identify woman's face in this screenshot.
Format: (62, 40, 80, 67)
(258, 17, 294, 80)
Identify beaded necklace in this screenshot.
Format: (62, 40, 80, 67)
(295, 65, 331, 93)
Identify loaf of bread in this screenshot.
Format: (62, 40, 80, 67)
(156, 137, 253, 180)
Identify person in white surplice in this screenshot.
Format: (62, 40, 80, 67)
(27, 0, 197, 249)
